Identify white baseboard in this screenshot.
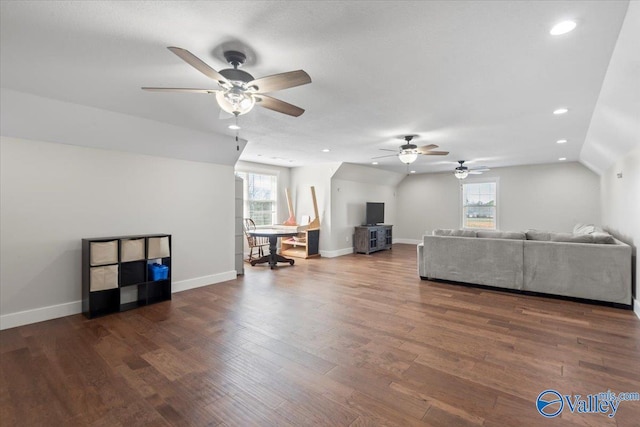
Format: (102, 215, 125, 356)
(634, 298, 640, 320)
(172, 271, 237, 293)
(0, 300, 82, 331)
(393, 238, 421, 245)
(0, 270, 238, 331)
(320, 247, 354, 258)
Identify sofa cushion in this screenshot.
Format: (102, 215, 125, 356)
(423, 235, 524, 289)
(433, 229, 454, 236)
(451, 229, 477, 237)
(549, 233, 593, 243)
(523, 239, 632, 304)
(525, 230, 551, 241)
(477, 230, 526, 240)
(592, 232, 616, 244)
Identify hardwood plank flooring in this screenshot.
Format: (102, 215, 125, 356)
(1, 244, 639, 426)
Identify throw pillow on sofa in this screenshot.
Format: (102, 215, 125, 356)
(549, 233, 594, 243)
(591, 232, 616, 244)
(433, 229, 454, 236)
(573, 223, 596, 234)
(573, 223, 604, 234)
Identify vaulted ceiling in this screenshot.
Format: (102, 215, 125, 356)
(0, 1, 633, 174)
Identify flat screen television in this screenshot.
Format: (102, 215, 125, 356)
(366, 202, 384, 225)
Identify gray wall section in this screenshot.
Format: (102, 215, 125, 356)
(331, 179, 397, 251)
(395, 162, 602, 240)
(290, 163, 340, 253)
(601, 147, 639, 302)
(0, 137, 235, 316)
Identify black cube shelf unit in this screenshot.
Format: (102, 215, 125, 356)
(82, 233, 172, 318)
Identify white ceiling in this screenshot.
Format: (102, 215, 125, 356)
(0, 1, 631, 174)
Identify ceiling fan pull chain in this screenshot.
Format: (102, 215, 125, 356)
(234, 114, 240, 151)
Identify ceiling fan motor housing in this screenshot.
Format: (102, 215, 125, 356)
(400, 143, 418, 151)
(219, 68, 254, 84)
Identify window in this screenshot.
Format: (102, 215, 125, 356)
(461, 180, 498, 230)
(236, 172, 277, 226)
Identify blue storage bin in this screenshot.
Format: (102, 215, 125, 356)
(148, 263, 169, 281)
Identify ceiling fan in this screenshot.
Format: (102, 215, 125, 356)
(373, 135, 449, 164)
(454, 160, 490, 179)
(142, 47, 311, 117)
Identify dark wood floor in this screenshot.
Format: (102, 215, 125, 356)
(1, 244, 639, 426)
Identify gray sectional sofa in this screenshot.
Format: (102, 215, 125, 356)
(417, 228, 632, 307)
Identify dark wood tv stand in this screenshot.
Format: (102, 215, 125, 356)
(354, 225, 392, 254)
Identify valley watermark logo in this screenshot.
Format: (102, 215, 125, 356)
(536, 389, 640, 418)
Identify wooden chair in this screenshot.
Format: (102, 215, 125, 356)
(243, 218, 269, 263)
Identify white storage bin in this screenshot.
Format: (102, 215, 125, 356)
(147, 236, 170, 258)
(90, 240, 118, 266)
(121, 238, 145, 262)
(90, 265, 119, 291)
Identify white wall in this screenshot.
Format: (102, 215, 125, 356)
(396, 162, 601, 241)
(327, 163, 405, 254)
(330, 179, 397, 254)
(0, 137, 236, 329)
(290, 163, 340, 254)
(581, 1, 640, 175)
(601, 147, 639, 310)
(289, 162, 404, 256)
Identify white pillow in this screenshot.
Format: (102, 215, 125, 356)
(573, 223, 596, 234)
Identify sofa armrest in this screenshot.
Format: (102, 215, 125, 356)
(417, 243, 426, 278)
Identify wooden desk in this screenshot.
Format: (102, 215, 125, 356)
(247, 229, 300, 269)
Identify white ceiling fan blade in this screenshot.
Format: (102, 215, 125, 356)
(416, 144, 438, 154)
(248, 70, 311, 93)
(254, 94, 305, 117)
(468, 170, 484, 174)
(167, 47, 229, 86)
(371, 154, 398, 159)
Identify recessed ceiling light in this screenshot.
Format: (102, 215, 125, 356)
(559, 157, 567, 161)
(550, 20, 577, 36)
(228, 124, 240, 130)
(553, 108, 569, 115)
(556, 139, 567, 144)
(372, 161, 379, 165)
(410, 170, 416, 174)
(322, 149, 330, 152)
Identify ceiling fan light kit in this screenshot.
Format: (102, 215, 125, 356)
(216, 87, 255, 116)
(373, 135, 449, 165)
(398, 149, 418, 164)
(142, 46, 311, 117)
(454, 160, 490, 179)
(455, 169, 470, 180)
